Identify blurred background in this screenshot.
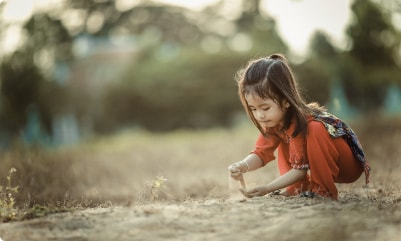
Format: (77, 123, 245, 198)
(0, 0, 400, 148)
(0, 0, 401, 208)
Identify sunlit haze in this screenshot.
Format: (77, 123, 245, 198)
(159, 0, 353, 56)
(262, 0, 352, 56)
(156, 0, 217, 10)
(1, 0, 352, 56)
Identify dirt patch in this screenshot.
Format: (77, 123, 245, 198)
(1, 192, 400, 241)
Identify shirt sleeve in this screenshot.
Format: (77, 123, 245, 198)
(251, 133, 280, 166)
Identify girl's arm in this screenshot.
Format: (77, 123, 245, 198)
(228, 154, 263, 179)
(241, 153, 264, 171)
(245, 168, 307, 197)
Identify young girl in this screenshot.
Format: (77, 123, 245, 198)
(228, 54, 370, 200)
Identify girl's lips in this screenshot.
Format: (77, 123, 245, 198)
(259, 121, 271, 129)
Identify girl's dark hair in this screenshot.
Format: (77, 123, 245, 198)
(236, 53, 324, 137)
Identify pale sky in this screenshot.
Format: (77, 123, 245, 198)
(158, 0, 353, 56)
(1, 0, 353, 56)
(262, 0, 352, 56)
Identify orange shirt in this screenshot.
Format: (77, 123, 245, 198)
(252, 117, 308, 170)
(251, 112, 370, 185)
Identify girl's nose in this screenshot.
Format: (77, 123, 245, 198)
(256, 110, 265, 120)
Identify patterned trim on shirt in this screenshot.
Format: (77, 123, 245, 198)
(292, 163, 309, 170)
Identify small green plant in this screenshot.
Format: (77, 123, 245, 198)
(139, 176, 175, 201)
(0, 168, 19, 222)
(149, 176, 168, 200)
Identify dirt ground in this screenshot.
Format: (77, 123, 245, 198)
(1, 122, 400, 241)
(0, 190, 400, 241)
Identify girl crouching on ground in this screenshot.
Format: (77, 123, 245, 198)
(228, 54, 370, 200)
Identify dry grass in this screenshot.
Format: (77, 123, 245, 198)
(0, 115, 400, 221)
(0, 123, 257, 210)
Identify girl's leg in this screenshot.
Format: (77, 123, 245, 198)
(306, 121, 364, 199)
(332, 137, 363, 183)
(306, 121, 340, 199)
(277, 144, 310, 195)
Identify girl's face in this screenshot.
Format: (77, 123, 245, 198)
(245, 93, 289, 131)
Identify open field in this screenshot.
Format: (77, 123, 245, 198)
(0, 116, 400, 240)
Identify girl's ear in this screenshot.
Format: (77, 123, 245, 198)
(283, 100, 290, 109)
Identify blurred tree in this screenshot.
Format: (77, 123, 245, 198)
(309, 31, 338, 59)
(0, 0, 291, 138)
(235, 0, 288, 54)
(25, 13, 73, 62)
(344, 0, 401, 110)
(97, 0, 290, 132)
(0, 0, 6, 144)
(293, 31, 338, 105)
(0, 49, 45, 134)
(0, 12, 74, 143)
(65, 0, 205, 45)
(103, 50, 245, 132)
(347, 0, 399, 66)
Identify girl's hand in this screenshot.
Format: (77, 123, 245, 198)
(244, 186, 270, 198)
(228, 161, 248, 180)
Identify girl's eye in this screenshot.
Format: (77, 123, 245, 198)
(263, 107, 270, 111)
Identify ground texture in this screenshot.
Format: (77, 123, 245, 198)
(1, 191, 400, 241)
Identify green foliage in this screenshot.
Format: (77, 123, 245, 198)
(0, 168, 19, 222)
(0, 148, 105, 223)
(100, 48, 250, 132)
(0, 12, 74, 141)
(343, 0, 401, 110)
(294, 31, 339, 105)
(24, 13, 73, 61)
(347, 0, 399, 67)
(0, 166, 70, 222)
(297, 0, 401, 111)
(0, 51, 44, 132)
(0, 0, 290, 137)
(92, 1, 288, 133)
(148, 176, 170, 201)
(293, 62, 331, 105)
(1, 0, 400, 142)
(0, 147, 79, 204)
